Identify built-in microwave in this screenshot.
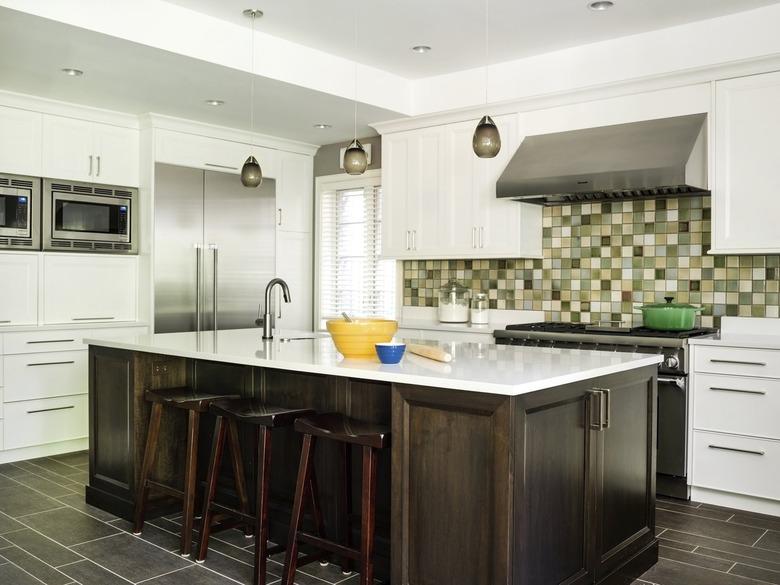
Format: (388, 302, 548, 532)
(0, 173, 41, 250)
(43, 179, 138, 254)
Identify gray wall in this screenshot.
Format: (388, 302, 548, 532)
(313, 135, 382, 177)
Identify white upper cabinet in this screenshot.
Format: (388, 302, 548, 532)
(381, 114, 542, 259)
(0, 106, 42, 177)
(278, 151, 313, 233)
(42, 115, 139, 187)
(275, 230, 313, 330)
(712, 71, 780, 254)
(0, 253, 38, 327)
(42, 254, 138, 325)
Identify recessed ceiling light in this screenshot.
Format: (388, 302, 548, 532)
(411, 45, 432, 54)
(313, 123, 332, 129)
(242, 8, 263, 18)
(61, 68, 84, 77)
(588, 1, 615, 11)
(205, 99, 225, 106)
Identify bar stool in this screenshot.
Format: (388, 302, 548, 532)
(133, 387, 241, 557)
(196, 398, 317, 585)
(282, 413, 390, 585)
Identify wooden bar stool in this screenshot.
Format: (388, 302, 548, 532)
(133, 387, 241, 557)
(282, 413, 390, 585)
(196, 398, 317, 585)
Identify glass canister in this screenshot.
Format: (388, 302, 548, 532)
(438, 279, 470, 323)
(471, 292, 489, 325)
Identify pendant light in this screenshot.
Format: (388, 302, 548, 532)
(473, 0, 501, 158)
(240, 9, 263, 187)
(343, 8, 367, 175)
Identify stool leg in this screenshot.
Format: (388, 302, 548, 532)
(181, 409, 200, 557)
(253, 427, 272, 585)
(359, 446, 378, 585)
(282, 434, 316, 585)
(227, 419, 251, 537)
(338, 442, 353, 574)
(196, 416, 227, 562)
(133, 402, 163, 535)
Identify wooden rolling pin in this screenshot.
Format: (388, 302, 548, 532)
(407, 343, 453, 363)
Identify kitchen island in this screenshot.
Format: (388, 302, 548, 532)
(85, 329, 661, 585)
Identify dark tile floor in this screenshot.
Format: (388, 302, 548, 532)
(0, 452, 778, 585)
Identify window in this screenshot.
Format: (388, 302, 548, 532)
(317, 171, 395, 328)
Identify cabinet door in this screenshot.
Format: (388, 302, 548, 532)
(0, 106, 42, 176)
(155, 129, 248, 173)
(440, 121, 481, 254)
(42, 254, 138, 324)
(713, 71, 780, 253)
(381, 133, 412, 257)
(406, 129, 444, 257)
(42, 115, 94, 182)
(93, 123, 139, 187)
(0, 253, 38, 326)
(275, 231, 312, 330)
(278, 151, 313, 232)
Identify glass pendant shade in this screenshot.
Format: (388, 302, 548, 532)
(240, 155, 263, 187)
(343, 139, 368, 175)
(472, 115, 501, 158)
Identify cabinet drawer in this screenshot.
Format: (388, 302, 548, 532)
(3, 351, 87, 402)
(3, 329, 88, 354)
(694, 373, 780, 439)
(692, 431, 780, 501)
(4, 395, 88, 450)
(694, 346, 780, 379)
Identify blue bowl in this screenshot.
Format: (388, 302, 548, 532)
(375, 342, 406, 364)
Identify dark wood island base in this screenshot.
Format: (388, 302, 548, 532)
(88, 345, 658, 585)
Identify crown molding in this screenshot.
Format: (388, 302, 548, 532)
(0, 89, 139, 128)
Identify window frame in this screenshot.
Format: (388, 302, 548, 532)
(314, 169, 387, 330)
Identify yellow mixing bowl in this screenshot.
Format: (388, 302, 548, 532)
(326, 318, 398, 358)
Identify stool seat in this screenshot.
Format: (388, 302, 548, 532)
(209, 398, 315, 427)
(145, 388, 240, 412)
(295, 413, 389, 450)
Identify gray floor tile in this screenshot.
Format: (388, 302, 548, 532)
(0, 484, 64, 518)
(27, 458, 82, 477)
(656, 509, 766, 546)
(111, 518, 182, 552)
(0, 535, 11, 549)
(1, 545, 72, 585)
(641, 557, 767, 585)
(695, 545, 780, 572)
(20, 506, 120, 546)
(12, 474, 78, 498)
(49, 452, 88, 468)
(758, 531, 780, 553)
(145, 564, 246, 584)
(0, 511, 25, 534)
(0, 561, 47, 585)
(71, 532, 190, 582)
(4, 528, 83, 567)
(0, 474, 17, 489)
(62, 470, 88, 485)
(656, 499, 732, 521)
(657, 537, 697, 552)
(730, 563, 780, 585)
(660, 529, 780, 566)
(729, 513, 780, 533)
(658, 545, 734, 572)
(0, 463, 29, 478)
(199, 548, 259, 585)
(58, 558, 134, 585)
(55, 492, 117, 522)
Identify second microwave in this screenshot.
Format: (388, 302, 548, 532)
(43, 179, 138, 254)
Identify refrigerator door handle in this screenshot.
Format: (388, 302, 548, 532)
(195, 243, 203, 334)
(210, 244, 219, 333)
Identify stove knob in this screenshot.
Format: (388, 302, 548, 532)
(664, 355, 680, 369)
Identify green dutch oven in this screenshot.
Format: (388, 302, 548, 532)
(635, 296, 703, 331)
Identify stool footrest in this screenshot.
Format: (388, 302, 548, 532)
(209, 501, 256, 525)
(147, 480, 184, 500)
(298, 532, 360, 561)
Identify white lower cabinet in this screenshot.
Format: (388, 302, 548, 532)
(4, 351, 87, 402)
(0, 253, 38, 327)
(4, 395, 88, 450)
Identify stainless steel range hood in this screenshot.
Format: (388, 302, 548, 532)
(496, 113, 709, 205)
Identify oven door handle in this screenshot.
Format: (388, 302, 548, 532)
(658, 376, 686, 389)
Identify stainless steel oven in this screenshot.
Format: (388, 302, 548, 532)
(0, 173, 40, 250)
(43, 179, 137, 254)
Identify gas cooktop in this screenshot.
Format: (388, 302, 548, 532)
(504, 322, 718, 339)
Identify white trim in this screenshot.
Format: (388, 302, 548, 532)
(691, 486, 780, 517)
(0, 89, 139, 128)
(371, 55, 780, 135)
(314, 170, 382, 330)
(0, 437, 88, 464)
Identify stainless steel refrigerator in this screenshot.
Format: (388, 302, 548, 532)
(153, 163, 276, 334)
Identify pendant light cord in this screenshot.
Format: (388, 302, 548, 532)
(250, 12, 255, 133)
(353, 7, 358, 143)
(484, 0, 489, 106)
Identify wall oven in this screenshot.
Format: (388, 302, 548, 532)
(0, 173, 41, 250)
(43, 179, 137, 254)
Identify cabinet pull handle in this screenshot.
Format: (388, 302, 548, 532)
(204, 163, 239, 170)
(0, 320, 11, 324)
(96, 155, 101, 177)
(709, 386, 766, 396)
(708, 444, 765, 456)
(603, 388, 611, 429)
(472, 227, 476, 249)
(27, 360, 76, 367)
(480, 226, 484, 248)
(27, 405, 75, 414)
(405, 230, 410, 251)
(278, 208, 283, 226)
(412, 230, 416, 250)
(589, 387, 611, 430)
(658, 376, 686, 389)
(89, 155, 93, 176)
(588, 389, 604, 430)
(27, 339, 76, 344)
(710, 359, 766, 366)
(72, 317, 115, 321)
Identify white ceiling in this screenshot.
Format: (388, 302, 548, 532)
(166, 0, 780, 78)
(0, 8, 402, 145)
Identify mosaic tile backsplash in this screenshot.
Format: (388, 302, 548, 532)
(402, 196, 780, 328)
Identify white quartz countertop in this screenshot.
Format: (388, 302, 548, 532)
(84, 328, 661, 396)
(689, 334, 780, 350)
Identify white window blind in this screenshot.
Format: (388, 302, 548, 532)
(319, 182, 395, 326)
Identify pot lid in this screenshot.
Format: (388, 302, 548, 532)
(638, 296, 700, 309)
